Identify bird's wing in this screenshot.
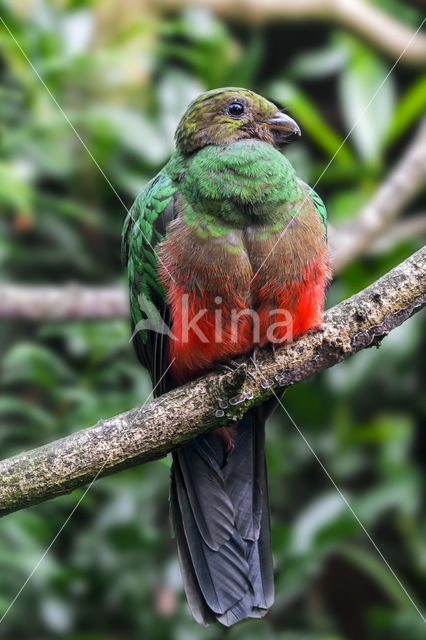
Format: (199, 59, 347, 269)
(122, 171, 178, 395)
(297, 179, 328, 237)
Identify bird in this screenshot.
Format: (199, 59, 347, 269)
(122, 87, 331, 626)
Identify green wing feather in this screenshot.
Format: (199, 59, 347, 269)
(122, 170, 178, 395)
(298, 179, 327, 237)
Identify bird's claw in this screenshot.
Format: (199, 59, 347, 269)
(269, 341, 278, 362)
(216, 358, 257, 382)
(250, 345, 259, 366)
(215, 359, 242, 375)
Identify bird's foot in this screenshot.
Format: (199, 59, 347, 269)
(269, 341, 279, 363)
(250, 345, 259, 366)
(215, 359, 243, 375)
(215, 358, 257, 381)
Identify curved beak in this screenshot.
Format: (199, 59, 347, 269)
(266, 112, 301, 143)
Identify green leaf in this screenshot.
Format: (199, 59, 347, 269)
(1, 343, 73, 388)
(0, 396, 54, 429)
(288, 44, 348, 79)
(0, 162, 33, 212)
(267, 81, 355, 165)
(385, 74, 426, 146)
(339, 544, 417, 608)
(337, 35, 395, 161)
(291, 493, 345, 553)
(327, 187, 371, 223)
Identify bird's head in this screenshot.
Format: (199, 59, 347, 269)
(175, 87, 301, 154)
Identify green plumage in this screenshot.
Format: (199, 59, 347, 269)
(122, 170, 177, 392)
(123, 139, 327, 354)
(122, 87, 330, 627)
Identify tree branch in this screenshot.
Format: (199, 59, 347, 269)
(329, 118, 426, 271)
(149, 0, 426, 65)
(0, 283, 129, 320)
(1, 119, 425, 322)
(365, 213, 426, 255)
(0, 247, 424, 517)
(3, 120, 425, 322)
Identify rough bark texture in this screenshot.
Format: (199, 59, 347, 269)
(2, 118, 425, 323)
(148, 0, 426, 65)
(2, 120, 424, 323)
(0, 247, 425, 517)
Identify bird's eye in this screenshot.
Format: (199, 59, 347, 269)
(227, 102, 245, 117)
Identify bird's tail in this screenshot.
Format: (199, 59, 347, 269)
(170, 407, 274, 626)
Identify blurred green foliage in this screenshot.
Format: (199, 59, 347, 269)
(0, 1, 425, 638)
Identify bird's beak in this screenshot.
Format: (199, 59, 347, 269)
(265, 112, 301, 143)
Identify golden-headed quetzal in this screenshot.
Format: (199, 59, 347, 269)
(122, 88, 331, 626)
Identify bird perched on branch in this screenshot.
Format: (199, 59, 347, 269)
(122, 88, 330, 626)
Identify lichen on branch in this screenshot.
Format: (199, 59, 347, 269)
(0, 247, 424, 517)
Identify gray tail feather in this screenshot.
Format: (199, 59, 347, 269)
(170, 407, 274, 626)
